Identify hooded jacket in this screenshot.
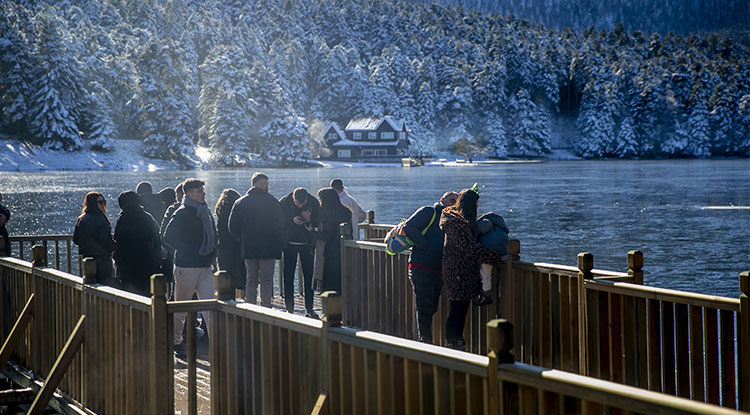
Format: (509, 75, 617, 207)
(477, 212, 510, 255)
(439, 208, 507, 300)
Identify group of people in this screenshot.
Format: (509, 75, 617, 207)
(71, 174, 367, 357)
(403, 187, 509, 351)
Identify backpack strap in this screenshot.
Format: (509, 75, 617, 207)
(420, 208, 437, 236)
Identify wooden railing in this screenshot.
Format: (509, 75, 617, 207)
(0, 248, 155, 414)
(339, 231, 750, 410)
(1, 249, 747, 414)
(7, 235, 79, 275)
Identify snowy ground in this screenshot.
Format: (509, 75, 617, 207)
(0, 138, 182, 172)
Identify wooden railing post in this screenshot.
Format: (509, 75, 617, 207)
(367, 210, 375, 224)
(82, 257, 97, 284)
(319, 291, 341, 415)
(0, 237, 5, 256)
(740, 271, 750, 411)
(150, 274, 170, 415)
(628, 250, 644, 285)
(340, 223, 352, 321)
(499, 240, 520, 319)
(488, 319, 515, 415)
(578, 252, 594, 376)
(214, 270, 233, 301)
(31, 244, 47, 267)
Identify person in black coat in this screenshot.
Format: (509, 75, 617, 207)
(114, 191, 163, 296)
(215, 188, 245, 295)
(0, 193, 11, 256)
(160, 183, 184, 288)
(136, 181, 167, 225)
(73, 192, 117, 285)
(312, 188, 351, 293)
(279, 188, 320, 316)
(228, 172, 285, 307)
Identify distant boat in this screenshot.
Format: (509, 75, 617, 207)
(401, 157, 423, 167)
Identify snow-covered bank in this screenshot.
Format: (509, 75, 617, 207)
(0, 139, 183, 172)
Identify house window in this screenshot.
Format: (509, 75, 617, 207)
(337, 149, 351, 158)
(368, 132, 377, 140)
(353, 132, 361, 140)
(381, 132, 394, 140)
(398, 132, 406, 140)
(363, 149, 388, 156)
(328, 132, 338, 140)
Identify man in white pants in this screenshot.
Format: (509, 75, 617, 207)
(163, 178, 217, 358)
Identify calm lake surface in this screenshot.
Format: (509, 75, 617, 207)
(2, 159, 749, 298)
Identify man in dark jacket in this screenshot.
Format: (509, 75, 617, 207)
(402, 191, 458, 344)
(136, 181, 167, 225)
(228, 172, 285, 308)
(0, 193, 11, 256)
(164, 178, 217, 356)
(113, 191, 162, 296)
(279, 188, 320, 316)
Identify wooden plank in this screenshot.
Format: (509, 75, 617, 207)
(339, 343, 353, 414)
(586, 289, 600, 377)
(675, 303, 690, 398)
(570, 275, 580, 374)
(720, 309, 737, 409)
(377, 352, 393, 415)
(559, 276, 571, 372)
(540, 273, 552, 368)
(28, 315, 86, 415)
(609, 293, 623, 384)
(661, 301, 676, 395)
(599, 292, 611, 381)
(690, 305, 705, 401)
(635, 297, 648, 389)
(647, 299, 661, 392)
(403, 358, 419, 414)
(0, 293, 35, 371)
(433, 366, 450, 415)
(704, 308, 720, 405)
(621, 294, 637, 386)
(550, 275, 561, 370)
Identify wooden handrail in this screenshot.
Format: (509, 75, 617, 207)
(586, 279, 740, 311)
(497, 363, 743, 415)
(0, 294, 35, 371)
(9, 235, 73, 242)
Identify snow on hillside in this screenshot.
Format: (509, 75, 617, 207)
(0, 139, 183, 172)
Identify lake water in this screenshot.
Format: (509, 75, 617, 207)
(2, 159, 749, 298)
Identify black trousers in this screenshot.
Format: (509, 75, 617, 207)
(283, 243, 314, 311)
(409, 267, 443, 343)
(445, 299, 471, 343)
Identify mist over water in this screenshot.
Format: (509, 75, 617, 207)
(3, 159, 748, 298)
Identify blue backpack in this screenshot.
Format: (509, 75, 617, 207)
(384, 208, 436, 255)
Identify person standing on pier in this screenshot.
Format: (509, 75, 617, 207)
(330, 178, 366, 240)
(136, 181, 167, 225)
(0, 193, 10, 256)
(113, 191, 163, 296)
(228, 173, 285, 307)
(313, 188, 352, 293)
(403, 191, 458, 344)
(279, 187, 320, 317)
(164, 178, 217, 356)
(215, 189, 245, 298)
(160, 182, 184, 297)
(73, 192, 116, 285)
(440, 188, 507, 351)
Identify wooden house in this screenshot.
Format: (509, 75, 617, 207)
(323, 116, 409, 160)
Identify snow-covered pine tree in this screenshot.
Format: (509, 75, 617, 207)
(483, 111, 507, 157)
(28, 10, 86, 150)
(0, 4, 36, 139)
(614, 116, 638, 157)
(733, 94, 750, 156)
(708, 82, 736, 156)
(685, 85, 712, 158)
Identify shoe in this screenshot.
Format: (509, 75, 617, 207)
(472, 291, 492, 306)
(453, 339, 466, 351)
(305, 309, 320, 320)
(174, 342, 187, 359)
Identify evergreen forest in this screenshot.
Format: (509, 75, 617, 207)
(1, 0, 748, 166)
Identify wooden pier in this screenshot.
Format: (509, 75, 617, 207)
(0, 227, 748, 414)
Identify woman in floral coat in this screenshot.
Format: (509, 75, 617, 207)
(440, 188, 507, 350)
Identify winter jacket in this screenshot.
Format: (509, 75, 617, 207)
(164, 204, 217, 268)
(440, 209, 507, 300)
(279, 191, 320, 245)
(216, 206, 245, 290)
(228, 187, 285, 260)
(139, 193, 167, 225)
(338, 191, 366, 240)
(477, 213, 510, 255)
(403, 203, 445, 273)
(73, 212, 116, 257)
(114, 204, 162, 295)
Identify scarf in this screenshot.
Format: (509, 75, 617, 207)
(183, 197, 217, 256)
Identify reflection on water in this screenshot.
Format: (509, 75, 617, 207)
(3, 159, 749, 298)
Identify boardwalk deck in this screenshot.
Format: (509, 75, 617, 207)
(173, 294, 322, 415)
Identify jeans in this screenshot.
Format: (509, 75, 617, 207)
(409, 267, 443, 344)
(283, 243, 314, 312)
(244, 259, 275, 307)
